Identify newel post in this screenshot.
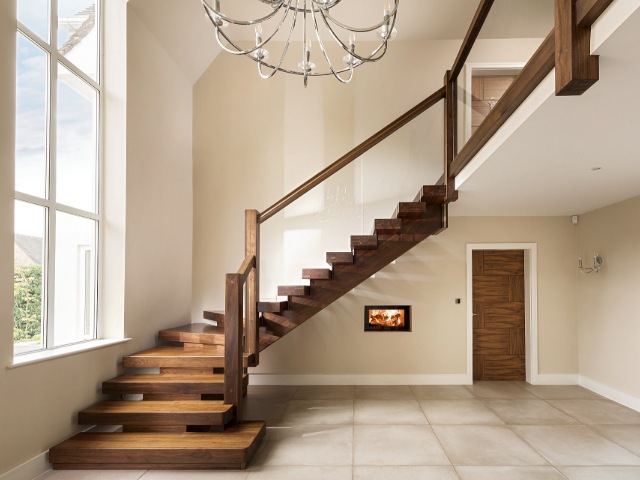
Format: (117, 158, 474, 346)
(443, 70, 458, 213)
(224, 273, 243, 423)
(245, 210, 260, 363)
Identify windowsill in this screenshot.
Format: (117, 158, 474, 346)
(7, 338, 131, 369)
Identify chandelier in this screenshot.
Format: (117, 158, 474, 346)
(202, 0, 398, 86)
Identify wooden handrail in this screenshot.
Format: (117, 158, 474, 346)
(576, 0, 615, 27)
(258, 86, 446, 223)
(237, 254, 255, 282)
(450, 0, 495, 80)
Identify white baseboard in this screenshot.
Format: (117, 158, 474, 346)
(0, 452, 50, 480)
(579, 375, 640, 413)
(530, 374, 579, 385)
(249, 374, 471, 386)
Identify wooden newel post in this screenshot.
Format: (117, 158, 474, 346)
(224, 273, 243, 423)
(245, 210, 260, 363)
(443, 70, 458, 210)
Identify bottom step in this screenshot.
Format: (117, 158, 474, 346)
(49, 421, 266, 470)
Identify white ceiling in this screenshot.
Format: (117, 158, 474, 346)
(128, 0, 554, 83)
(128, 0, 640, 218)
(451, 2, 640, 216)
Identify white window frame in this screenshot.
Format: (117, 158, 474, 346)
(14, 0, 103, 355)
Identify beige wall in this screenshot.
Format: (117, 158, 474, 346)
(251, 215, 579, 379)
(192, 38, 543, 317)
(0, 3, 194, 476)
(577, 195, 640, 401)
(124, 7, 193, 344)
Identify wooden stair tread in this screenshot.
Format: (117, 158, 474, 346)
(257, 301, 288, 313)
(374, 219, 402, 235)
(351, 235, 378, 250)
(302, 268, 332, 280)
(102, 373, 247, 395)
(202, 311, 224, 325)
(78, 401, 234, 426)
(49, 421, 266, 470)
(123, 346, 255, 368)
(159, 323, 225, 346)
(277, 285, 309, 296)
(395, 202, 427, 219)
(414, 185, 447, 204)
(326, 252, 354, 266)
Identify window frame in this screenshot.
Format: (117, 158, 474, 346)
(14, 0, 103, 355)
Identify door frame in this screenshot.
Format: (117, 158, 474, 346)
(466, 243, 538, 384)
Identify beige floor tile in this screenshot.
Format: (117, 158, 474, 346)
(484, 399, 579, 425)
(355, 398, 428, 425)
(522, 385, 602, 400)
(38, 472, 146, 480)
(548, 399, 640, 424)
(243, 399, 288, 426)
(558, 466, 640, 479)
(433, 425, 547, 466)
(515, 425, 640, 466)
(455, 466, 566, 480)
(353, 425, 450, 466)
(354, 466, 459, 479)
(355, 385, 414, 400)
(280, 399, 354, 426)
(141, 472, 248, 480)
(246, 385, 298, 401)
(592, 424, 640, 456)
(245, 466, 352, 480)
(252, 425, 353, 466)
(293, 385, 355, 400)
(410, 385, 476, 400)
(465, 382, 536, 399)
(419, 400, 504, 425)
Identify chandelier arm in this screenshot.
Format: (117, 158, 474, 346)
(254, 4, 300, 79)
(202, 0, 283, 27)
(322, 0, 399, 33)
(209, 1, 294, 56)
(310, 6, 353, 83)
(317, 8, 389, 63)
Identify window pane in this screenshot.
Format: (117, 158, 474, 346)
(18, 0, 50, 43)
(58, 0, 99, 81)
(56, 63, 98, 213)
(15, 33, 48, 199)
(53, 212, 96, 347)
(14, 201, 46, 354)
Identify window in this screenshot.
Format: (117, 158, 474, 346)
(14, 0, 101, 355)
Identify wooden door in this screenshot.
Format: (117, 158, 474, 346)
(473, 250, 525, 381)
(471, 75, 517, 134)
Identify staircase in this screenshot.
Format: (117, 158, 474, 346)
(48, 184, 450, 470)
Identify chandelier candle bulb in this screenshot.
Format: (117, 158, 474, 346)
(349, 32, 356, 53)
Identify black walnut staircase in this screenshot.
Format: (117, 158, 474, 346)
(48, 185, 449, 470)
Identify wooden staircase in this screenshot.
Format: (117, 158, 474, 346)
(48, 184, 448, 470)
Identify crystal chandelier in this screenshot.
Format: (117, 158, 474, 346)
(202, 0, 398, 86)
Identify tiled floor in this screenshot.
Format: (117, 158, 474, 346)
(36, 382, 640, 480)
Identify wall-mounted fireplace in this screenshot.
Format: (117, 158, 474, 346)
(364, 305, 411, 332)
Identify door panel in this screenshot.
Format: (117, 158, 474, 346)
(473, 250, 525, 381)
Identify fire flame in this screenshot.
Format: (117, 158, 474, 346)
(368, 309, 405, 327)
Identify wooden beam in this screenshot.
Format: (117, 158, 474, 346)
(450, 0, 495, 80)
(245, 209, 259, 363)
(576, 0, 615, 27)
(555, 0, 599, 96)
(450, 32, 556, 177)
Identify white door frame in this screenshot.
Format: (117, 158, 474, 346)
(466, 243, 539, 384)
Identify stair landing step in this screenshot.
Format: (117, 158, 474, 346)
(123, 346, 255, 369)
(78, 401, 234, 426)
(102, 373, 247, 395)
(49, 421, 266, 470)
(159, 323, 225, 346)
